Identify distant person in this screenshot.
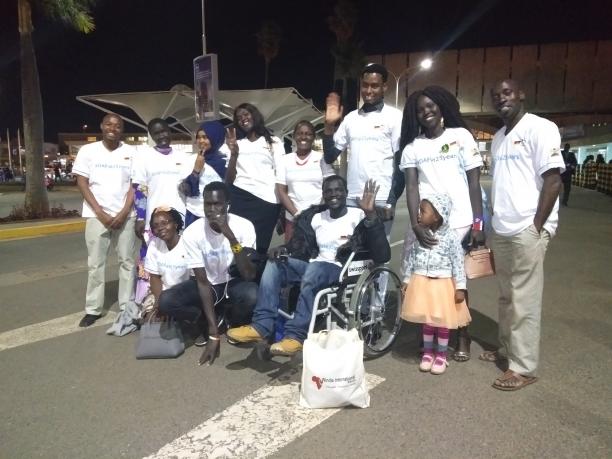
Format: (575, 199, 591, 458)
(401, 194, 471, 375)
(485, 79, 564, 391)
(73, 113, 139, 327)
(224, 103, 285, 255)
(560, 144, 577, 206)
(179, 121, 227, 227)
(54, 164, 61, 182)
(159, 182, 259, 366)
(582, 155, 596, 189)
(595, 154, 605, 165)
(276, 120, 334, 241)
(322, 63, 404, 235)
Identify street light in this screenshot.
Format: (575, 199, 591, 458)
(389, 58, 433, 107)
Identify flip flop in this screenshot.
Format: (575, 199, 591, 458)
(478, 350, 506, 362)
(492, 370, 538, 391)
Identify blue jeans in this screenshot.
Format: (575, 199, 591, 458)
(252, 258, 341, 343)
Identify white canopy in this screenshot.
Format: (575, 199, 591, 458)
(76, 86, 323, 141)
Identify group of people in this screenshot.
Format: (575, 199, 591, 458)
(73, 63, 564, 391)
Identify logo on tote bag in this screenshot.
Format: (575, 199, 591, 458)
(312, 376, 323, 390)
(312, 374, 357, 390)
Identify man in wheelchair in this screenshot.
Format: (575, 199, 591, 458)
(227, 176, 391, 356)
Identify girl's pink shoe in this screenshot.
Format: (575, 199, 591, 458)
(419, 353, 434, 372)
(431, 355, 448, 375)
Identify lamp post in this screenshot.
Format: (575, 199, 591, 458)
(389, 58, 433, 107)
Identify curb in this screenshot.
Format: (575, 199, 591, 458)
(0, 219, 86, 241)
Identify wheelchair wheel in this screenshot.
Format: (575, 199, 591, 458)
(349, 266, 402, 358)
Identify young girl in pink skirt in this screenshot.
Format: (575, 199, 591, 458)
(402, 194, 471, 375)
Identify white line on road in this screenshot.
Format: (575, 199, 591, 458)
(144, 373, 385, 459)
(390, 239, 403, 247)
(0, 311, 116, 352)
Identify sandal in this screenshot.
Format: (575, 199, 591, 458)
(478, 350, 507, 363)
(492, 370, 538, 391)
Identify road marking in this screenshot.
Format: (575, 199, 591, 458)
(0, 311, 116, 352)
(390, 239, 403, 247)
(0, 259, 90, 288)
(144, 373, 385, 459)
(0, 219, 86, 241)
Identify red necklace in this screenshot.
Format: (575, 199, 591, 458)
(295, 152, 311, 166)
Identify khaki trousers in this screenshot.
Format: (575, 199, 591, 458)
(492, 224, 550, 376)
(84, 217, 138, 315)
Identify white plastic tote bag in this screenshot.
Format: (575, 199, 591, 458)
(299, 328, 369, 409)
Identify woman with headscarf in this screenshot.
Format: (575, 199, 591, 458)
(398, 85, 485, 363)
(224, 103, 285, 255)
(180, 121, 227, 227)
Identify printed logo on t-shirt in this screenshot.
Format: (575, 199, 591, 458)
(440, 141, 457, 154)
(550, 148, 561, 157)
(513, 139, 526, 146)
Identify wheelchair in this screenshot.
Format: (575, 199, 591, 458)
(271, 251, 403, 359)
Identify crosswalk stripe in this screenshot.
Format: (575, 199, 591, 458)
(144, 373, 385, 459)
(0, 311, 116, 352)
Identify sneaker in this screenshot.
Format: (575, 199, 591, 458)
(419, 353, 434, 372)
(226, 325, 263, 343)
(79, 314, 101, 327)
(270, 338, 303, 356)
(194, 334, 208, 347)
(430, 355, 449, 375)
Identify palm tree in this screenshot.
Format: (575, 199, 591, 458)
(256, 20, 282, 89)
(327, 0, 364, 176)
(18, 0, 94, 217)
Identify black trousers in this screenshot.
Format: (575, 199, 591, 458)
(229, 185, 280, 255)
(158, 277, 257, 327)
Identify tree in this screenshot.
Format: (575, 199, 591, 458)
(256, 20, 282, 89)
(18, 0, 94, 217)
(327, 0, 365, 176)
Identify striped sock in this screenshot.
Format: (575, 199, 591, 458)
(423, 324, 435, 355)
(436, 327, 450, 358)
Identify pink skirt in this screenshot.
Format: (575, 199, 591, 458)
(401, 274, 471, 329)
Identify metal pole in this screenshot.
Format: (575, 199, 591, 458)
(6, 129, 12, 172)
(395, 76, 400, 108)
(17, 128, 23, 175)
(201, 0, 207, 54)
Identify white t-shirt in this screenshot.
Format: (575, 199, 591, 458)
(181, 213, 257, 285)
(73, 141, 135, 218)
(276, 150, 334, 221)
(333, 104, 402, 199)
(311, 207, 365, 266)
(185, 153, 224, 218)
(220, 136, 284, 204)
(144, 237, 191, 290)
(491, 113, 565, 237)
(131, 147, 193, 228)
(399, 127, 483, 229)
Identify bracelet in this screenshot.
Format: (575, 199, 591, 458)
(231, 242, 243, 254)
(472, 217, 484, 231)
(209, 335, 220, 341)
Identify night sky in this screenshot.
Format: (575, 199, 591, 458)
(1, 0, 610, 141)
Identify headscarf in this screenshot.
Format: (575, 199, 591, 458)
(199, 120, 227, 179)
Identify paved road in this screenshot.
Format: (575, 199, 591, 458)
(0, 188, 82, 218)
(0, 186, 611, 458)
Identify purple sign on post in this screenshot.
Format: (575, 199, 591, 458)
(193, 54, 219, 122)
